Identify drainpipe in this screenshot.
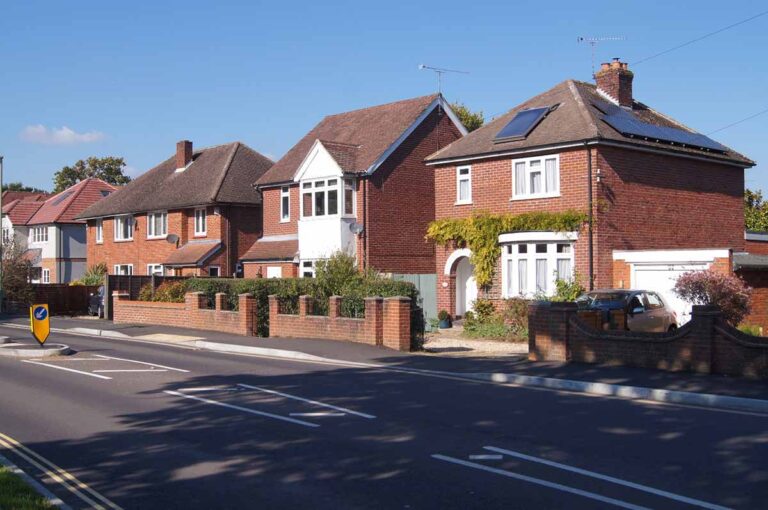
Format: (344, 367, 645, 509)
(586, 142, 594, 291)
(362, 178, 368, 270)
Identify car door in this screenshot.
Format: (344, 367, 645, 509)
(643, 292, 666, 332)
(626, 294, 651, 331)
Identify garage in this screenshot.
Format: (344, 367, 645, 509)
(613, 249, 731, 325)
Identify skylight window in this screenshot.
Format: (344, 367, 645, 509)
(494, 107, 552, 143)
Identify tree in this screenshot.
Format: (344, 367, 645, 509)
(673, 270, 752, 326)
(52, 156, 131, 193)
(1, 182, 48, 194)
(745, 188, 768, 232)
(451, 102, 484, 132)
(1, 240, 34, 307)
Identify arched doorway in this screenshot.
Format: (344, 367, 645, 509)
(455, 256, 477, 317)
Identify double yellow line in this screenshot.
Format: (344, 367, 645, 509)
(0, 432, 122, 510)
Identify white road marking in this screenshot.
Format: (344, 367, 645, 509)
(45, 358, 105, 361)
(21, 360, 112, 380)
(0, 432, 123, 510)
(237, 383, 376, 419)
(164, 390, 320, 428)
(483, 446, 730, 510)
(468, 454, 503, 460)
(177, 386, 241, 393)
(93, 354, 189, 372)
(289, 412, 347, 417)
(432, 454, 650, 510)
(93, 369, 168, 373)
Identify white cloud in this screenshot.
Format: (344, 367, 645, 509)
(20, 124, 106, 145)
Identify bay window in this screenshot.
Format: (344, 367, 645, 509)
(501, 233, 577, 298)
(512, 155, 559, 199)
(300, 178, 354, 218)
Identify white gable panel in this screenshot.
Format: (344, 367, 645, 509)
(294, 141, 343, 182)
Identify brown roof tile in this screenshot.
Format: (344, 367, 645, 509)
(28, 178, 117, 225)
(2, 199, 45, 225)
(241, 238, 298, 261)
(163, 240, 222, 266)
(257, 94, 440, 185)
(2, 191, 49, 203)
(78, 142, 273, 219)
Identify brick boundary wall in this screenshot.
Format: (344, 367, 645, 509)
(113, 291, 257, 336)
(268, 295, 412, 351)
(529, 302, 768, 379)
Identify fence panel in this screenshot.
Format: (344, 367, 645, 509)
(392, 273, 437, 331)
(31, 284, 100, 316)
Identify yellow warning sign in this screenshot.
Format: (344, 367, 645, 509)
(30, 304, 50, 345)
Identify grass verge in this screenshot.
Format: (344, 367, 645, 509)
(0, 466, 55, 510)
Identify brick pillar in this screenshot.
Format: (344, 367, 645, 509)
(528, 302, 577, 362)
(238, 293, 256, 336)
(688, 305, 720, 374)
(215, 292, 227, 311)
(365, 297, 383, 346)
(329, 296, 341, 319)
(299, 295, 311, 317)
(268, 295, 278, 315)
(185, 292, 205, 311)
(383, 297, 411, 351)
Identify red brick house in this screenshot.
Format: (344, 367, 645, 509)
(243, 94, 466, 278)
(78, 141, 273, 277)
(427, 59, 754, 324)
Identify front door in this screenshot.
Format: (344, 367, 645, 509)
(455, 257, 477, 317)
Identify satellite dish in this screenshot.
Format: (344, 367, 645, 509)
(166, 234, 179, 244)
(349, 223, 364, 235)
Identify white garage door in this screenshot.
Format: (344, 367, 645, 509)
(633, 264, 707, 325)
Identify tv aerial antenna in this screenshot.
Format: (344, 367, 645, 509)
(418, 64, 469, 95)
(577, 36, 626, 75)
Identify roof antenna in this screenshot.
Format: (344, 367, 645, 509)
(418, 64, 469, 95)
(577, 36, 626, 76)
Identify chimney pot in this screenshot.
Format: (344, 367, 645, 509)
(176, 140, 193, 170)
(595, 58, 633, 107)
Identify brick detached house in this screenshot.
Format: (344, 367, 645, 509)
(243, 94, 466, 278)
(427, 59, 754, 323)
(78, 141, 273, 277)
(2, 178, 117, 283)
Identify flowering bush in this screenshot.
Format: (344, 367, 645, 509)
(673, 270, 752, 326)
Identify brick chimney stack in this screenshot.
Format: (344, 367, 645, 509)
(595, 58, 634, 108)
(176, 140, 193, 170)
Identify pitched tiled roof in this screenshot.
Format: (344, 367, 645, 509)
(427, 80, 753, 167)
(78, 142, 273, 219)
(27, 178, 117, 225)
(257, 94, 440, 185)
(2, 191, 49, 203)
(163, 240, 222, 266)
(2, 199, 45, 225)
(241, 237, 298, 261)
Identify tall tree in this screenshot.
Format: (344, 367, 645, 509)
(52, 156, 131, 193)
(1, 182, 48, 193)
(745, 188, 768, 232)
(451, 102, 484, 132)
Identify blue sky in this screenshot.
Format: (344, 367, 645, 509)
(1, 0, 766, 191)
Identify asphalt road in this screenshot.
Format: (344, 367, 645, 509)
(0, 326, 766, 509)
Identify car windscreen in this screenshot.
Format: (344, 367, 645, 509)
(580, 292, 630, 308)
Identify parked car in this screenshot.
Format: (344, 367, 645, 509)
(576, 289, 678, 333)
(88, 285, 105, 318)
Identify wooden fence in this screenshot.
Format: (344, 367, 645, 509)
(30, 284, 100, 316)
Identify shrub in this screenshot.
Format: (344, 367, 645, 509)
(138, 283, 153, 302)
(153, 281, 186, 303)
(438, 310, 450, 321)
(738, 324, 763, 336)
(502, 298, 529, 339)
(550, 273, 585, 302)
(78, 263, 107, 286)
(1, 243, 34, 306)
(673, 270, 752, 326)
(472, 298, 496, 322)
(463, 320, 511, 339)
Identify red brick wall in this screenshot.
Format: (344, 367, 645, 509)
(738, 269, 768, 331)
(364, 108, 462, 274)
(242, 262, 298, 279)
(745, 240, 768, 255)
(261, 185, 299, 236)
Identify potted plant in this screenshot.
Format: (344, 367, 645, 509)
(438, 310, 452, 329)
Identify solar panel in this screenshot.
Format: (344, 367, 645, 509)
(51, 191, 73, 206)
(593, 101, 727, 153)
(494, 107, 551, 142)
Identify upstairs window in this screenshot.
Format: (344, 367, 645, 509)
(95, 220, 103, 243)
(344, 179, 355, 216)
(32, 226, 49, 243)
(512, 155, 559, 200)
(194, 208, 207, 236)
(301, 178, 341, 218)
(147, 212, 168, 238)
(456, 166, 472, 204)
(114, 216, 133, 241)
(2, 228, 12, 244)
(280, 186, 290, 222)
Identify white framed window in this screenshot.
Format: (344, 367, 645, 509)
(501, 237, 575, 298)
(114, 264, 133, 275)
(343, 178, 356, 216)
(32, 226, 48, 244)
(147, 212, 168, 238)
(114, 216, 134, 241)
(301, 260, 315, 278)
(147, 264, 164, 276)
(208, 266, 220, 277)
(280, 187, 290, 222)
(194, 208, 207, 236)
(2, 228, 12, 244)
(42, 268, 50, 284)
(512, 154, 560, 200)
(95, 220, 103, 244)
(300, 178, 341, 218)
(456, 166, 472, 204)
(266, 266, 282, 279)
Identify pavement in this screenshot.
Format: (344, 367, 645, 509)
(0, 324, 766, 509)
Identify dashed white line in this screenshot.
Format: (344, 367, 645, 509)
(164, 390, 320, 428)
(468, 454, 503, 460)
(483, 446, 730, 510)
(432, 454, 651, 510)
(92, 354, 189, 372)
(20, 360, 112, 380)
(237, 383, 376, 419)
(289, 412, 347, 417)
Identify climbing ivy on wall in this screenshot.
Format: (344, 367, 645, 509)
(426, 210, 588, 288)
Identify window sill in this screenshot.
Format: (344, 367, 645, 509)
(114, 239, 134, 243)
(510, 193, 561, 202)
(147, 235, 168, 240)
(96, 241, 103, 245)
(194, 233, 207, 238)
(279, 219, 291, 223)
(455, 201, 473, 206)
